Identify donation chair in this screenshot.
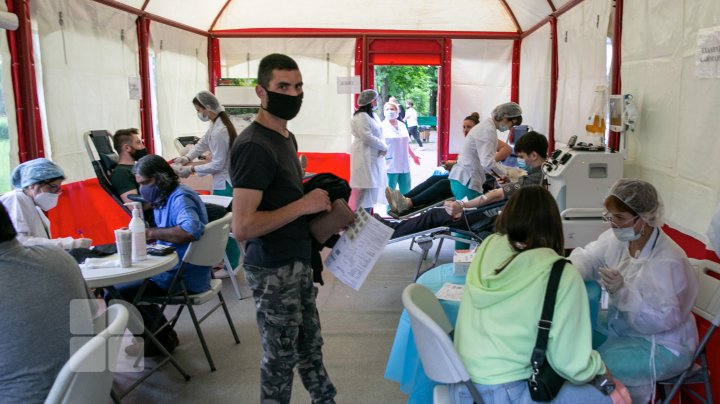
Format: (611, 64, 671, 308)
(139, 213, 240, 371)
(173, 136, 200, 156)
(658, 259, 720, 404)
(83, 130, 130, 215)
(45, 304, 130, 404)
(402, 284, 484, 404)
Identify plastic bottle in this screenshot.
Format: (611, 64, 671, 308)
(129, 205, 147, 261)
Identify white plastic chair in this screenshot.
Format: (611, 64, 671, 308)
(658, 259, 720, 404)
(44, 304, 129, 404)
(141, 213, 240, 371)
(402, 284, 484, 404)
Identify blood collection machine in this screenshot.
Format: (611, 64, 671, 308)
(543, 145, 624, 248)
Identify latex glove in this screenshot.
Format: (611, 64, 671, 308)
(173, 156, 190, 165)
(174, 165, 193, 178)
(72, 238, 93, 249)
(411, 154, 421, 165)
(599, 268, 624, 294)
(506, 167, 528, 182)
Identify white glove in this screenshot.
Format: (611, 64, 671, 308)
(599, 268, 624, 294)
(174, 165, 193, 178)
(72, 238, 93, 249)
(506, 167, 527, 182)
(173, 156, 190, 165)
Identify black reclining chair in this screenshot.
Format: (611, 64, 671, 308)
(83, 130, 131, 216)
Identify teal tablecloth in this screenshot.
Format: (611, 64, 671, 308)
(384, 263, 601, 403)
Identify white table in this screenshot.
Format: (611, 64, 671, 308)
(81, 252, 192, 397)
(81, 253, 178, 288)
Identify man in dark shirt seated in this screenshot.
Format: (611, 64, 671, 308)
(111, 128, 147, 204)
(381, 131, 549, 239)
(110, 154, 209, 356)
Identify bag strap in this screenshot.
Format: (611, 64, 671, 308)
(530, 258, 567, 369)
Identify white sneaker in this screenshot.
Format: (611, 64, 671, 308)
(392, 189, 411, 213)
(385, 187, 397, 211)
(416, 147, 425, 151)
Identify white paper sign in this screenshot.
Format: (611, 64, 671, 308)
(325, 209, 394, 291)
(696, 26, 720, 78)
(128, 77, 141, 100)
(435, 283, 464, 302)
(336, 76, 361, 94)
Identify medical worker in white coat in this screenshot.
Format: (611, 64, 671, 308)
(569, 179, 698, 404)
(0, 158, 92, 249)
(350, 89, 387, 212)
(173, 90, 237, 197)
(448, 102, 522, 200)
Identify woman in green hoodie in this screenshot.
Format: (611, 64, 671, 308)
(452, 186, 631, 404)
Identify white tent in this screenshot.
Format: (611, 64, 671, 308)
(1, 0, 719, 241)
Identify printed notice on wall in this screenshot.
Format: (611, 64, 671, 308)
(325, 209, 393, 291)
(696, 26, 720, 78)
(336, 76, 361, 94)
(128, 77, 141, 100)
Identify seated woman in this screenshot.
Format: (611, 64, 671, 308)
(569, 179, 698, 403)
(452, 186, 631, 403)
(380, 131, 547, 239)
(0, 158, 92, 249)
(386, 112, 511, 214)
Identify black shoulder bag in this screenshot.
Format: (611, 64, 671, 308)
(527, 258, 568, 402)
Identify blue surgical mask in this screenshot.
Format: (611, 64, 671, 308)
(498, 124, 509, 132)
(197, 112, 209, 122)
(612, 226, 641, 242)
(517, 159, 528, 170)
(385, 110, 398, 120)
(139, 184, 161, 205)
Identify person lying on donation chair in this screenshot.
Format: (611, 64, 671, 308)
(377, 131, 548, 240)
(569, 179, 698, 404)
(0, 158, 92, 249)
(385, 112, 512, 214)
(452, 186, 631, 404)
(108, 154, 210, 357)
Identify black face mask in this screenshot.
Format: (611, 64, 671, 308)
(262, 87, 304, 120)
(130, 147, 148, 161)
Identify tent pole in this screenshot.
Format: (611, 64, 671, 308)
(609, 0, 623, 151)
(7, 0, 43, 161)
(548, 16, 559, 153)
(511, 39, 521, 103)
(136, 16, 155, 154)
(208, 37, 221, 93)
(438, 38, 452, 164)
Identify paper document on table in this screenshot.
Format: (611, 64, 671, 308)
(325, 209, 394, 291)
(199, 194, 233, 208)
(435, 283, 465, 301)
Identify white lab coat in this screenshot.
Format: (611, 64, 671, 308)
(0, 189, 76, 249)
(449, 117, 508, 192)
(569, 228, 698, 357)
(350, 112, 387, 189)
(186, 118, 231, 191)
(381, 119, 410, 174)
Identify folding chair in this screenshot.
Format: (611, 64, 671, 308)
(140, 213, 240, 371)
(45, 304, 129, 404)
(658, 259, 720, 404)
(82, 130, 131, 216)
(402, 284, 484, 404)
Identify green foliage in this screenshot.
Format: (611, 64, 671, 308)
(374, 65, 438, 117)
(0, 137, 9, 194)
(0, 116, 8, 140)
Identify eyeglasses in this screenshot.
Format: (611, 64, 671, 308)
(601, 211, 637, 226)
(41, 182, 62, 194)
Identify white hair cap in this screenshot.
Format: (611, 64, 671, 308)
(608, 178, 665, 227)
(195, 91, 224, 114)
(492, 102, 523, 120)
(358, 89, 378, 107)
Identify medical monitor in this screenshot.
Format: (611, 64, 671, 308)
(609, 95, 625, 132)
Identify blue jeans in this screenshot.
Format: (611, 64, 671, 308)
(450, 379, 611, 404)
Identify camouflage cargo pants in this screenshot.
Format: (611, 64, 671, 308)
(244, 260, 337, 404)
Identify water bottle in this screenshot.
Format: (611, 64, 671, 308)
(129, 205, 147, 261)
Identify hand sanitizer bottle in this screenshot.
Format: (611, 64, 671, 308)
(129, 205, 147, 261)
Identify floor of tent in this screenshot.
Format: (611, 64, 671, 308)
(111, 134, 446, 403)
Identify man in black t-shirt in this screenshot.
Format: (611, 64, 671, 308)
(111, 128, 147, 203)
(229, 54, 336, 403)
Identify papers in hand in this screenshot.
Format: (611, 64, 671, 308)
(435, 283, 464, 301)
(325, 209, 394, 291)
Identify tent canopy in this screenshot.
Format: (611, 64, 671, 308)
(100, 0, 581, 35)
